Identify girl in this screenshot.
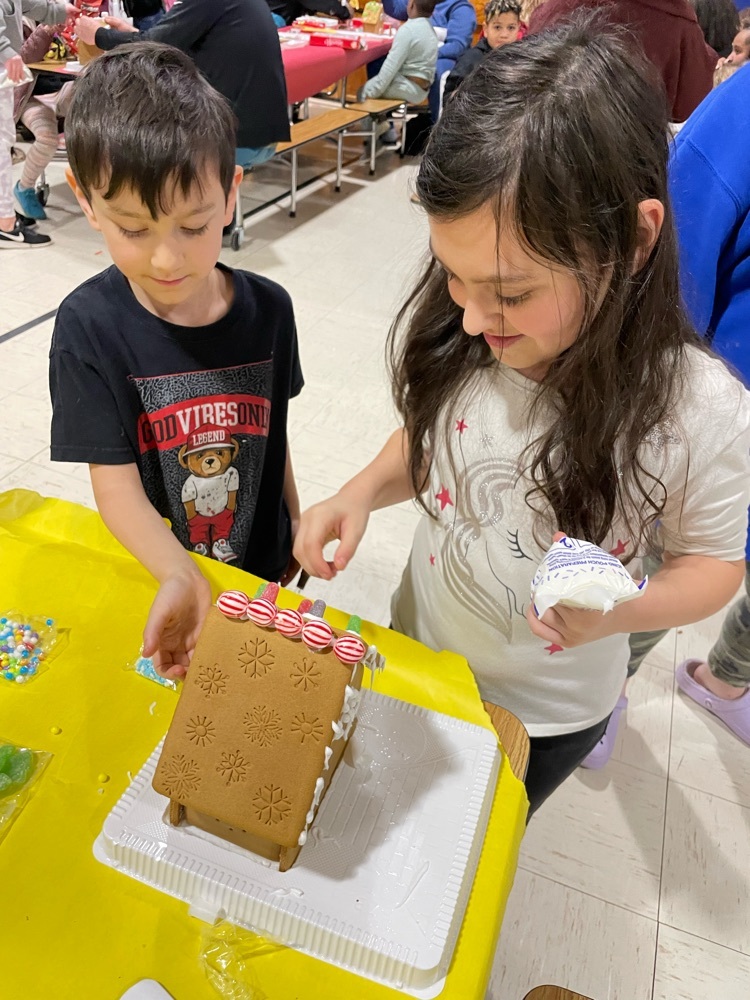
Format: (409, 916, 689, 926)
(294, 18, 750, 815)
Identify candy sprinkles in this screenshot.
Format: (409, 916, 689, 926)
(215, 589, 369, 662)
(0, 615, 56, 684)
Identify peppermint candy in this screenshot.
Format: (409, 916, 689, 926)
(275, 607, 304, 637)
(246, 599, 278, 627)
(333, 633, 367, 665)
(217, 590, 250, 619)
(302, 618, 334, 651)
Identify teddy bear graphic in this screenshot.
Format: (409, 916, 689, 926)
(178, 423, 240, 562)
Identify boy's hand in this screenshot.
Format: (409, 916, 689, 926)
(142, 570, 212, 680)
(103, 15, 138, 31)
(74, 15, 104, 44)
(294, 492, 370, 580)
(4, 55, 25, 83)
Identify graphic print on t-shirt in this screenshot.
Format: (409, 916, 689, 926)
(131, 362, 273, 563)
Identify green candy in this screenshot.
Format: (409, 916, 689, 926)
(7, 749, 32, 785)
(0, 745, 14, 771)
(0, 773, 12, 793)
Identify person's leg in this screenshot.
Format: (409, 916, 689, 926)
(525, 715, 612, 817)
(16, 101, 58, 220)
(235, 145, 276, 170)
(0, 89, 16, 231)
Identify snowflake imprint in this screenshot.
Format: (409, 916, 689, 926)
(252, 784, 291, 825)
(291, 657, 321, 692)
(291, 712, 324, 744)
(197, 664, 227, 697)
(243, 706, 283, 747)
(161, 754, 201, 798)
(216, 750, 249, 785)
(238, 637, 275, 678)
(186, 715, 216, 747)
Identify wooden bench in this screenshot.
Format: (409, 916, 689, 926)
(344, 98, 409, 173)
(523, 987, 595, 1000)
(230, 107, 370, 247)
(484, 701, 530, 782)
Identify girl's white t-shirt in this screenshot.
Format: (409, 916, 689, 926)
(392, 347, 750, 737)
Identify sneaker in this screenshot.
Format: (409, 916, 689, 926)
(212, 538, 238, 563)
(13, 182, 47, 221)
(193, 542, 210, 557)
(15, 211, 37, 229)
(379, 127, 400, 147)
(579, 695, 628, 769)
(0, 221, 52, 249)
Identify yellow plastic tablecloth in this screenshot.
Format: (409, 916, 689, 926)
(0, 490, 527, 1000)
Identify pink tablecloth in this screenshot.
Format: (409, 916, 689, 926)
(281, 37, 393, 105)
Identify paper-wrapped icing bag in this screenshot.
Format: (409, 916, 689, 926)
(531, 536, 647, 618)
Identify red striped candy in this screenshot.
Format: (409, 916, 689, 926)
(333, 633, 367, 665)
(247, 598, 278, 627)
(217, 590, 250, 619)
(302, 617, 333, 651)
(275, 607, 303, 637)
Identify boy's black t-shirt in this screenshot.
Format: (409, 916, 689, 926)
(49, 265, 303, 582)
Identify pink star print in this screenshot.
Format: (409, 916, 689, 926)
(435, 486, 453, 511)
(429, 554, 436, 566)
(610, 539, 628, 558)
(456, 419, 468, 434)
(545, 643, 564, 655)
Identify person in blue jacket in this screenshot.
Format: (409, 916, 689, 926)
(382, 0, 476, 119)
(584, 65, 750, 768)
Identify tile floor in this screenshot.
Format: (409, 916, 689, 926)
(2, 144, 749, 1000)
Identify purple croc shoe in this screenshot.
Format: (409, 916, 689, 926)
(579, 695, 629, 770)
(676, 659, 750, 746)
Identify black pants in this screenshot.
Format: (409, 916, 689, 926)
(524, 714, 611, 819)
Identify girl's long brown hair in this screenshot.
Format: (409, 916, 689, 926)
(388, 16, 704, 559)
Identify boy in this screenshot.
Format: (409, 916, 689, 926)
(443, 0, 521, 101)
(0, 0, 74, 248)
(359, 0, 439, 104)
(49, 44, 303, 679)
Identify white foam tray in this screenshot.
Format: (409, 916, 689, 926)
(95, 690, 500, 996)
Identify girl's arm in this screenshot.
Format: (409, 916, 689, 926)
(90, 463, 211, 677)
(528, 546, 744, 648)
(362, 29, 410, 99)
(294, 428, 420, 579)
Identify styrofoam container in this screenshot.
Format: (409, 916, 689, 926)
(95, 691, 500, 995)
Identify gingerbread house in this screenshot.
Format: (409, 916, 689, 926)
(152, 587, 372, 871)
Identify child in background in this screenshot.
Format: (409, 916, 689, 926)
(0, 0, 73, 248)
(444, 0, 522, 101)
(49, 44, 303, 679)
(295, 19, 750, 815)
(359, 0, 438, 104)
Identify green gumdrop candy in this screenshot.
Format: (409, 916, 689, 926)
(0, 745, 15, 773)
(0, 772, 13, 794)
(7, 748, 33, 785)
(346, 614, 362, 635)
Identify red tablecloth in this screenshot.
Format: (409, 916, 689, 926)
(281, 37, 393, 105)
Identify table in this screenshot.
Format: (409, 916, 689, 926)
(28, 35, 393, 106)
(524, 989, 595, 1000)
(0, 489, 527, 1000)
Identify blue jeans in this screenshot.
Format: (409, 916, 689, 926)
(236, 145, 277, 169)
(135, 11, 165, 31)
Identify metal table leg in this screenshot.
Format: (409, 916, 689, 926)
(290, 148, 298, 217)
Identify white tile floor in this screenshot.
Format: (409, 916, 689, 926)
(2, 145, 749, 1000)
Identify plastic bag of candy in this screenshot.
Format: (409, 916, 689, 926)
(0, 740, 52, 844)
(531, 535, 648, 618)
(0, 613, 58, 685)
(127, 653, 179, 691)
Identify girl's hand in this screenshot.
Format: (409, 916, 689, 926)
(294, 493, 370, 580)
(142, 570, 212, 680)
(526, 602, 624, 648)
(74, 15, 104, 44)
(4, 55, 25, 83)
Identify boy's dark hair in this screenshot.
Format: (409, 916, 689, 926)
(390, 15, 706, 558)
(67, 43, 237, 218)
(414, 0, 438, 16)
(484, 0, 522, 21)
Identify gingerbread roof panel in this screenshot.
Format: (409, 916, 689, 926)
(152, 607, 358, 847)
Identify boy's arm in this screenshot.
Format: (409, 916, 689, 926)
(90, 463, 211, 678)
(382, 0, 409, 21)
(439, 0, 476, 63)
(362, 28, 409, 98)
(95, 0, 221, 51)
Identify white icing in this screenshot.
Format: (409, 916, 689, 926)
(323, 745, 333, 770)
(297, 776, 326, 846)
(363, 644, 386, 674)
(331, 685, 361, 742)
